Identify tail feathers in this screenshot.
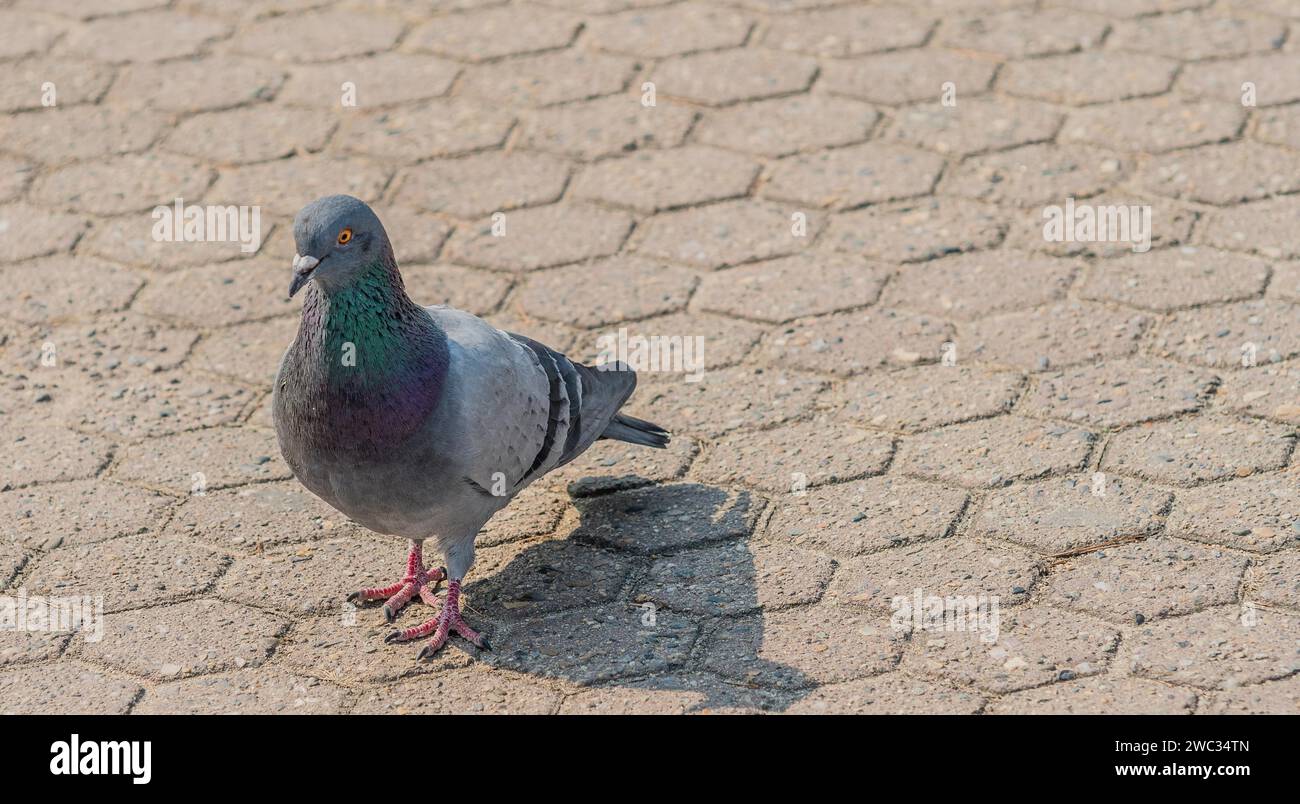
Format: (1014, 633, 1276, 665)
(600, 413, 670, 449)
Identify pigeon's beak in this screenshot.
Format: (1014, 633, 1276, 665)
(288, 254, 320, 299)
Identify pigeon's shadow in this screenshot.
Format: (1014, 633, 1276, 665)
(462, 480, 813, 712)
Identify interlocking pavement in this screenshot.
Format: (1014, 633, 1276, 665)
(1, 0, 1298, 714)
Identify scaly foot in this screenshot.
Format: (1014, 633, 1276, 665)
(347, 541, 446, 623)
(385, 579, 489, 659)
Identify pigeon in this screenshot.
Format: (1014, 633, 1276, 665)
(273, 195, 670, 658)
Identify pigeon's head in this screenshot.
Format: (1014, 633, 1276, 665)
(288, 195, 393, 298)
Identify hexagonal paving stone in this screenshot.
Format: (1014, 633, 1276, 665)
(693, 253, 884, 323)
(764, 5, 933, 56)
(1, 480, 172, 551)
(836, 365, 1025, 434)
(369, 207, 453, 265)
(987, 677, 1197, 714)
(571, 146, 758, 213)
(1078, 247, 1270, 311)
(0, 157, 33, 203)
(0, 10, 67, 59)
(0, 256, 144, 325)
(1154, 300, 1300, 368)
(0, 204, 88, 262)
(231, 8, 403, 61)
(1003, 191, 1196, 258)
(191, 316, 297, 385)
(1043, 0, 1208, 16)
(108, 55, 285, 112)
(1102, 415, 1295, 486)
(515, 256, 695, 328)
(394, 152, 569, 219)
(634, 199, 817, 270)
(692, 418, 892, 493)
(961, 302, 1151, 373)
(133, 259, 297, 328)
(340, 99, 514, 161)
(1165, 469, 1300, 552)
(32, 153, 212, 216)
(702, 603, 902, 688)
(111, 427, 291, 493)
(639, 538, 833, 616)
(486, 603, 699, 685)
(568, 482, 764, 554)
(574, 310, 764, 373)
(1216, 363, 1300, 425)
(458, 50, 636, 107)
(903, 606, 1119, 693)
(695, 95, 879, 158)
(1048, 539, 1248, 624)
(164, 480, 358, 552)
(1022, 358, 1217, 428)
(886, 97, 1062, 157)
(445, 203, 632, 271)
(135, 671, 347, 714)
(519, 94, 696, 159)
(882, 252, 1078, 320)
(541, 434, 693, 500)
(0, 664, 141, 715)
(999, 52, 1177, 106)
(2, 425, 111, 491)
(1, 57, 114, 113)
(79, 216, 271, 271)
(1138, 142, 1300, 206)
(1178, 52, 1300, 107)
(1256, 104, 1300, 150)
(470, 486, 573, 548)
(765, 309, 955, 376)
(831, 537, 1042, 611)
(647, 48, 817, 106)
(559, 672, 787, 714)
(277, 613, 470, 683)
(1198, 675, 1300, 714)
(277, 52, 459, 108)
(622, 371, 823, 441)
(971, 474, 1172, 556)
(59, 10, 231, 62)
(1060, 98, 1245, 154)
(353, 668, 560, 714)
(0, 629, 70, 668)
(165, 105, 338, 165)
(763, 142, 943, 210)
(1199, 196, 1300, 260)
(941, 143, 1126, 208)
(407, 6, 579, 62)
(1268, 262, 1300, 304)
(215, 537, 405, 615)
(206, 155, 390, 217)
(22, 535, 227, 613)
(585, 4, 753, 57)
(821, 198, 1007, 263)
(1125, 605, 1300, 689)
(467, 537, 635, 621)
(81, 598, 287, 681)
(1247, 550, 1299, 611)
(822, 49, 997, 106)
(766, 476, 968, 559)
(402, 264, 511, 316)
(786, 672, 985, 714)
(0, 106, 169, 164)
(898, 416, 1095, 488)
(936, 8, 1107, 56)
(1109, 12, 1286, 61)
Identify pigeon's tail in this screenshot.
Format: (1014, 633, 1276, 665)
(600, 413, 671, 449)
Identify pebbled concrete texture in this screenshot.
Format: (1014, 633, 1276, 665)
(0, 0, 1298, 715)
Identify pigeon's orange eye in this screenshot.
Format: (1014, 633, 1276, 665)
(337, 228, 353, 245)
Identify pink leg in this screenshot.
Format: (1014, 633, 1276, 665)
(385, 579, 489, 659)
(347, 541, 446, 623)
